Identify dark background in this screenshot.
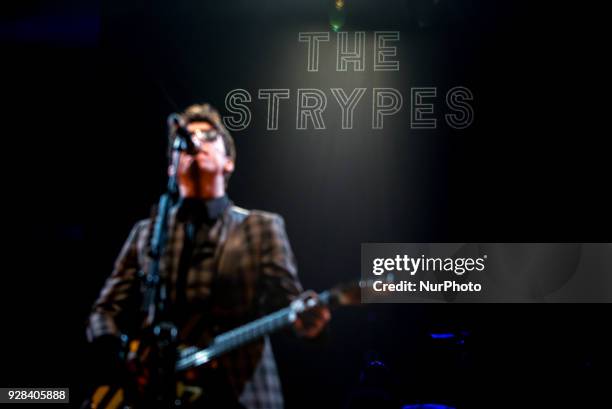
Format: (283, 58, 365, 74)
(1, 0, 610, 407)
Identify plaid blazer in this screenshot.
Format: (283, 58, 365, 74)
(87, 202, 303, 408)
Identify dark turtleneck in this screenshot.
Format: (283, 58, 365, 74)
(176, 195, 230, 226)
(174, 195, 230, 322)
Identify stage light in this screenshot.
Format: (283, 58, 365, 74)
(329, 0, 346, 32)
(430, 333, 455, 339)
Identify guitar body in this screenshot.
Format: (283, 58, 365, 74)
(84, 338, 206, 409)
(86, 380, 206, 409)
(86, 380, 205, 409)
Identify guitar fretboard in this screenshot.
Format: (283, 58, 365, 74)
(176, 291, 331, 371)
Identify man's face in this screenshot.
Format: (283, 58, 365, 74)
(174, 121, 234, 184)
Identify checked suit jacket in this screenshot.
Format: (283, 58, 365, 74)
(87, 201, 303, 408)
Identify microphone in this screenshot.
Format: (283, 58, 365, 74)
(167, 113, 198, 155)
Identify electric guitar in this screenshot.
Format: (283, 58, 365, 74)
(85, 280, 365, 409)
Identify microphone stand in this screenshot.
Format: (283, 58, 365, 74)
(141, 125, 195, 408)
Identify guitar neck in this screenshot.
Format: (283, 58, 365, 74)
(176, 291, 330, 371)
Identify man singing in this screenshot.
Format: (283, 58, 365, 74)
(87, 103, 330, 408)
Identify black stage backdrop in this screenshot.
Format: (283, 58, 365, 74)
(1, 1, 610, 407)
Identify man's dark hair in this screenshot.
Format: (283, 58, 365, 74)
(168, 103, 236, 184)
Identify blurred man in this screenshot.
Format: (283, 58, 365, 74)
(87, 103, 330, 408)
